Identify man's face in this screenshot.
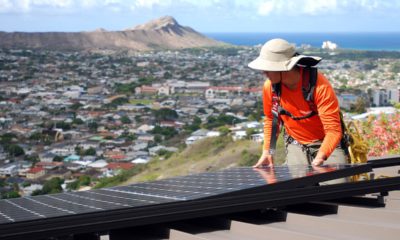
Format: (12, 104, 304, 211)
(263, 71, 283, 84)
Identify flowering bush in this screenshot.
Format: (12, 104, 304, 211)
(362, 113, 400, 157)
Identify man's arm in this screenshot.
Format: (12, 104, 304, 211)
(254, 81, 275, 168)
(313, 73, 342, 165)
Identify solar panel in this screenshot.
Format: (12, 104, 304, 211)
(0, 164, 370, 227)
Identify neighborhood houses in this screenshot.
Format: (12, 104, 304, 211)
(0, 47, 400, 199)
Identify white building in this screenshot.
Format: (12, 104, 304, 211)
(322, 41, 338, 50)
(0, 163, 18, 177)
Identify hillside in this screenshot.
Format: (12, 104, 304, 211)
(123, 136, 282, 185)
(0, 16, 226, 51)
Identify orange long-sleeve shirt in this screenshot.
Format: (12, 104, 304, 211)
(262, 71, 342, 158)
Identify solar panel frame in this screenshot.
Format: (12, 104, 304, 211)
(1, 176, 399, 240)
(0, 164, 375, 239)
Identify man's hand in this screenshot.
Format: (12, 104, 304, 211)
(312, 157, 325, 166)
(253, 151, 274, 168)
(312, 152, 327, 166)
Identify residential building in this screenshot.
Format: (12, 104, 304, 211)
(26, 167, 45, 180)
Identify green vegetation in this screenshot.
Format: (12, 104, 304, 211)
(5, 144, 25, 157)
(153, 108, 178, 122)
(151, 126, 178, 140)
(66, 175, 91, 191)
(107, 97, 129, 108)
(1, 191, 20, 199)
(184, 116, 201, 133)
(129, 99, 153, 105)
(55, 121, 71, 131)
(115, 83, 136, 94)
(124, 136, 264, 185)
(32, 177, 63, 196)
(205, 114, 240, 129)
(114, 77, 156, 94)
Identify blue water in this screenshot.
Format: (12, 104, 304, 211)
(205, 32, 400, 51)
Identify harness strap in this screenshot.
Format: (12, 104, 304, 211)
(268, 66, 318, 154)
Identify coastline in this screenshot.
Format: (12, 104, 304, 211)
(204, 32, 400, 52)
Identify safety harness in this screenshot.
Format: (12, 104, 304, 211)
(268, 66, 319, 155)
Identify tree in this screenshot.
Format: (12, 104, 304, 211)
(120, 116, 132, 124)
(1, 191, 20, 199)
(55, 121, 71, 131)
(218, 126, 230, 136)
(66, 180, 79, 190)
(246, 128, 258, 139)
(41, 177, 63, 195)
(70, 102, 83, 110)
(153, 108, 178, 122)
(84, 147, 96, 156)
(78, 175, 91, 186)
(29, 132, 44, 141)
(0, 133, 17, 144)
(53, 155, 64, 162)
(88, 121, 98, 132)
(25, 155, 40, 165)
(351, 97, 367, 114)
(6, 144, 25, 157)
(73, 118, 84, 125)
(151, 126, 178, 140)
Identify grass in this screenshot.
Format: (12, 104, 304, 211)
(123, 136, 264, 185)
(122, 131, 287, 186)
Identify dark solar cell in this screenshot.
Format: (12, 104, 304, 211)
(0, 164, 370, 226)
(0, 199, 45, 222)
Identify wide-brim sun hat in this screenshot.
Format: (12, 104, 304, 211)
(248, 38, 322, 72)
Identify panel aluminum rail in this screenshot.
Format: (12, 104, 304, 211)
(3, 171, 400, 240)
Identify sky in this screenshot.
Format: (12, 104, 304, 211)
(0, 0, 399, 33)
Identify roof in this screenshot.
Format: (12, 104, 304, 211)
(107, 162, 134, 170)
(26, 167, 44, 174)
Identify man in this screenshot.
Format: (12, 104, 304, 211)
(248, 38, 346, 169)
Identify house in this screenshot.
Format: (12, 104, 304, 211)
(88, 160, 108, 169)
(131, 157, 150, 164)
(50, 143, 76, 156)
(64, 154, 81, 162)
(148, 146, 178, 156)
(78, 140, 100, 150)
(22, 184, 43, 196)
(64, 162, 83, 171)
(45, 168, 71, 180)
(338, 93, 359, 110)
(26, 167, 45, 180)
(17, 161, 32, 177)
(35, 161, 63, 170)
(0, 163, 18, 177)
(251, 133, 264, 143)
(232, 130, 247, 141)
(135, 85, 158, 95)
(107, 162, 134, 171)
(40, 152, 57, 163)
(137, 134, 155, 142)
(371, 87, 400, 107)
(185, 129, 221, 145)
(351, 106, 398, 121)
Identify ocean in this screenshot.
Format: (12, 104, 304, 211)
(205, 32, 400, 51)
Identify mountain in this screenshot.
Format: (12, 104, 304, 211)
(0, 16, 226, 51)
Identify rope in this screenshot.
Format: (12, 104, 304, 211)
(344, 120, 370, 181)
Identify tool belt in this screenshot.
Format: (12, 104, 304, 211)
(285, 135, 322, 164)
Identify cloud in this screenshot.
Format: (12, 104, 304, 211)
(257, 1, 275, 16)
(255, 0, 398, 16)
(0, 0, 73, 12)
(1, 0, 399, 15)
(0, 0, 13, 12)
